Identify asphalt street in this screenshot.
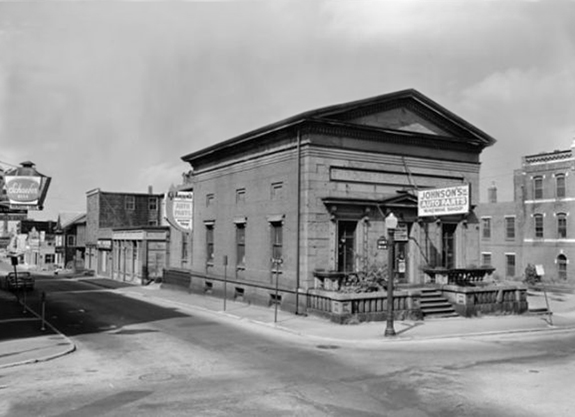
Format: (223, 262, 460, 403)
(1, 275, 574, 416)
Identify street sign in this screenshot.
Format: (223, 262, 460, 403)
(395, 223, 409, 242)
(377, 236, 388, 250)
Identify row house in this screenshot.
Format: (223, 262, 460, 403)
(54, 212, 87, 270)
(478, 140, 575, 284)
(13, 219, 58, 270)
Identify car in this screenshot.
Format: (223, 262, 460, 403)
(4, 271, 35, 291)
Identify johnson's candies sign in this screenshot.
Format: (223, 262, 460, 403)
(5, 176, 41, 206)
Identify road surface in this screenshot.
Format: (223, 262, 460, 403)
(1, 275, 573, 416)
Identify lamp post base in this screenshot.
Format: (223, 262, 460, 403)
(384, 326, 396, 337)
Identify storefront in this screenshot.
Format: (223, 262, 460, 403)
(112, 227, 169, 285)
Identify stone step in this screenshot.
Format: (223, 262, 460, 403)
(419, 289, 458, 318)
(421, 301, 454, 309)
(420, 296, 447, 303)
(424, 311, 460, 319)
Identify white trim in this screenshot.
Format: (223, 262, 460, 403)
(525, 197, 575, 204)
(526, 157, 575, 166)
(525, 238, 575, 243)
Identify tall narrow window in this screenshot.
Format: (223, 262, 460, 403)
(236, 223, 246, 267)
(205, 224, 214, 264)
(337, 221, 357, 272)
(505, 253, 516, 277)
(533, 176, 543, 199)
(271, 222, 283, 261)
(181, 233, 189, 263)
(557, 213, 567, 238)
(125, 195, 135, 210)
(442, 223, 457, 269)
(481, 253, 492, 267)
(481, 217, 491, 239)
(148, 197, 158, 211)
(505, 216, 515, 240)
(556, 174, 566, 198)
(206, 194, 214, 207)
(557, 254, 567, 280)
(534, 214, 544, 238)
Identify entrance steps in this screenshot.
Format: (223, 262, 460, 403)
(420, 288, 459, 318)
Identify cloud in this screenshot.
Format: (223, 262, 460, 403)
(455, 61, 575, 201)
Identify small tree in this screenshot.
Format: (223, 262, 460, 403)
(524, 264, 540, 285)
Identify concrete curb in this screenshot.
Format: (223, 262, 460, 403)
(117, 288, 575, 346)
(0, 302, 77, 369)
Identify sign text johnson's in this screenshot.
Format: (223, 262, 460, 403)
(417, 184, 469, 217)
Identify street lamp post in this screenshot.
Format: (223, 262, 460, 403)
(385, 212, 398, 337)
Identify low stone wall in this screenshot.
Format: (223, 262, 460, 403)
(162, 268, 192, 291)
(307, 289, 423, 324)
(440, 283, 528, 317)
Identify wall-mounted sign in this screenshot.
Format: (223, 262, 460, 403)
(377, 236, 388, 250)
(165, 189, 193, 233)
(417, 184, 470, 217)
(97, 239, 112, 250)
(2, 161, 51, 211)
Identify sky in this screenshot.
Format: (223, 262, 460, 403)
(1, 0, 574, 221)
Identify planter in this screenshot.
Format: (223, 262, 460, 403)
(423, 267, 495, 286)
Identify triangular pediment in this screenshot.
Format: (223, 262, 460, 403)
(336, 106, 448, 136)
(313, 89, 495, 145)
(182, 89, 495, 165)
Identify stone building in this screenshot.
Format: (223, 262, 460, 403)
(175, 89, 496, 314)
(478, 141, 575, 284)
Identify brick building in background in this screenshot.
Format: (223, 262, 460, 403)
(85, 188, 167, 280)
(478, 140, 575, 284)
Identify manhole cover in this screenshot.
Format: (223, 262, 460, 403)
(316, 344, 340, 350)
(139, 372, 174, 382)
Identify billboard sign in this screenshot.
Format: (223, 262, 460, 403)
(418, 184, 470, 217)
(165, 189, 193, 232)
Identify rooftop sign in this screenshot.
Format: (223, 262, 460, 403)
(417, 184, 469, 217)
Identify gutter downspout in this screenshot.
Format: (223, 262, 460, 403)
(295, 129, 302, 315)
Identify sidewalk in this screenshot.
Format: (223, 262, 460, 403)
(117, 282, 575, 345)
(0, 290, 75, 369)
(2, 278, 575, 368)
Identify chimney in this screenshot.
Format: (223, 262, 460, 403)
(488, 182, 497, 203)
(148, 185, 153, 194)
